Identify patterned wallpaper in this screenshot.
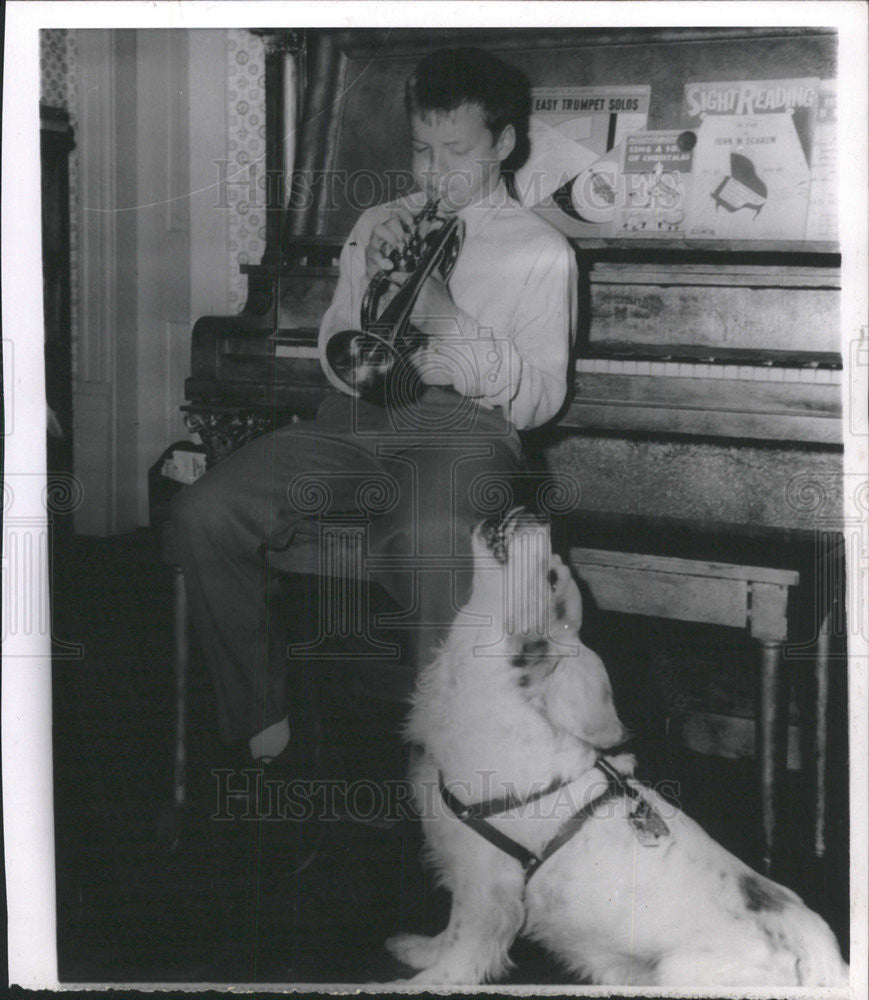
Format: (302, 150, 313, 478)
(226, 29, 267, 314)
(40, 28, 76, 109)
(40, 28, 80, 374)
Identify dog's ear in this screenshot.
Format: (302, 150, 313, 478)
(543, 642, 626, 749)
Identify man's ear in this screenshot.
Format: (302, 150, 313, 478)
(495, 124, 516, 163)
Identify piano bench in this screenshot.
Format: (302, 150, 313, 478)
(567, 547, 802, 873)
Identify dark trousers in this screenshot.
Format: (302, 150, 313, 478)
(171, 389, 521, 742)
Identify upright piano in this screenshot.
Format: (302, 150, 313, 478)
(183, 27, 846, 861)
(187, 27, 842, 499)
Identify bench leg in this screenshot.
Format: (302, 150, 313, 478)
(757, 639, 785, 874)
(813, 612, 832, 858)
(172, 565, 188, 810)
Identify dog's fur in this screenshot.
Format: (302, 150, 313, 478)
(386, 511, 849, 987)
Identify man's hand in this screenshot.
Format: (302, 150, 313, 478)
(364, 206, 468, 387)
(365, 206, 416, 281)
(366, 208, 461, 336)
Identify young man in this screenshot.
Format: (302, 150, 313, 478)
(172, 47, 577, 768)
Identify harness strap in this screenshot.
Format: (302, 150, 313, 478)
(438, 774, 540, 871)
(441, 773, 569, 822)
(596, 756, 638, 800)
(439, 759, 628, 884)
(523, 782, 621, 882)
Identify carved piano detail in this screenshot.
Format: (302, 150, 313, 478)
(185, 237, 340, 461)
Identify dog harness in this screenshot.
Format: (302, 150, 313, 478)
(438, 757, 670, 884)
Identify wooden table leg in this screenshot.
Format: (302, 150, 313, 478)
(172, 565, 188, 810)
(814, 611, 832, 858)
(757, 638, 785, 874)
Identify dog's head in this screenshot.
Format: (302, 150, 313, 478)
(470, 508, 582, 636)
(469, 508, 625, 749)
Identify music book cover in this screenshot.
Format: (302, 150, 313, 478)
(516, 84, 650, 238)
(611, 129, 696, 238)
(681, 78, 819, 240)
(686, 112, 813, 240)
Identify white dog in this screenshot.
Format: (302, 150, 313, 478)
(386, 510, 849, 987)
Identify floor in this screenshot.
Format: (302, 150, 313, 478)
(51, 527, 850, 986)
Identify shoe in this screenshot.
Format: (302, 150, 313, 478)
(250, 743, 327, 875)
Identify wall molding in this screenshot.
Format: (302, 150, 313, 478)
(74, 30, 117, 386)
(72, 30, 122, 533)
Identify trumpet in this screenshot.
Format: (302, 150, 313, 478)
(323, 199, 464, 402)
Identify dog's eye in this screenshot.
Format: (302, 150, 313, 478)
(548, 568, 559, 590)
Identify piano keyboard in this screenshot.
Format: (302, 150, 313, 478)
(576, 358, 842, 385)
(275, 342, 842, 386)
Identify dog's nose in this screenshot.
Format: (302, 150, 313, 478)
(475, 509, 551, 564)
(478, 517, 508, 564)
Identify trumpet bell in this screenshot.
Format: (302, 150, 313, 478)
(324, 328, 406, 399)
(322, 199, 464, 402)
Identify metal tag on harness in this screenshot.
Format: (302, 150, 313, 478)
(627, 796, 670, 845)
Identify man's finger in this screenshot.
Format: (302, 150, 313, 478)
(383, 217, 410, 248)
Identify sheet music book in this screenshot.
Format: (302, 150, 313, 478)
(682, 78, 818, 240)
(517, 84, 650, 237)
(612, 129, 696, 238)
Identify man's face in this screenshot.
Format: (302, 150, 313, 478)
(410, 103, 515, 212)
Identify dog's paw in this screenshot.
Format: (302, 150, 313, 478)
(385, 932, 443, 971)
(407, 959, 487, 986)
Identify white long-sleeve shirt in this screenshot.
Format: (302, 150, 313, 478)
(318, 186, 578, 431)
